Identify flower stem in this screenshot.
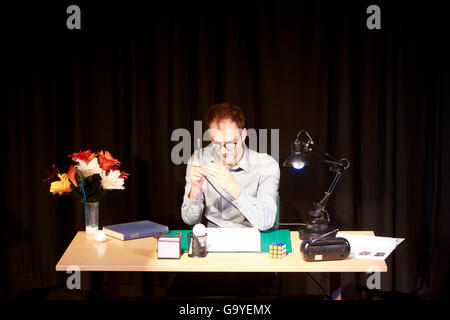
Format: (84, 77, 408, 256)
(80, 179, 91, 227)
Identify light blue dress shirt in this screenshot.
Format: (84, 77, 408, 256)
(181, 143, 280, 231)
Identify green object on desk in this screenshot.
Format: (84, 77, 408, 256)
(260, 229, 292, 253)
(165, 230, 191, 252)
(166, 229, 292, 253)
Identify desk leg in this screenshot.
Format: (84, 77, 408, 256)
(106, 272, 121, 299)
(272, 272, 282, 296)
(87, 272, 104, 299)
(86, 272, 120, 299)
(329, 272, 342, 300)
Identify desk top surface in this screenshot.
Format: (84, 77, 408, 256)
(55, 231, 387, 272)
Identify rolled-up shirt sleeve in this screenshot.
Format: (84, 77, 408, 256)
(181, 154, 204, 226)
(231, 157, 280, 231)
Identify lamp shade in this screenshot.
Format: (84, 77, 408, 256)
(283, 140, 309, 170)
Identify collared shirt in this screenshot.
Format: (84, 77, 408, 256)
(181, 143, 280, 231)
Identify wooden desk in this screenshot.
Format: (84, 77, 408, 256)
(56, 231, 387, 299)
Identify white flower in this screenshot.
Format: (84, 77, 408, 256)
(100, 170, 125, 190)
(75, 157, 102, 178)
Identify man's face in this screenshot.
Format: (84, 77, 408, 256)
(208, 119, 247, 167)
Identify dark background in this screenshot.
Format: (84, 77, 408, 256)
(2, 0, 449, 299)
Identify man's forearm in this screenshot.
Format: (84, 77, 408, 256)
(188, 185, 202, 200)
(231, 189, 277, 231)
(181, 193, 203, 225)
(225, 179, 242, 200)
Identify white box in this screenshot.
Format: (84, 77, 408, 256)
(157, 233, 182, 259)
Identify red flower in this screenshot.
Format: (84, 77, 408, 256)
(98, 150, 121, 171)
(119, 170, 130, 179)
(67, 165, 78, 187)
(68, 150, 94, 163)
(42, 164, 59, 190)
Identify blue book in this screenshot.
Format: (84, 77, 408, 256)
(103, 220, 169, 240)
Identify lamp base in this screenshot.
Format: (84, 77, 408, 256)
(298, 223, 337, 240)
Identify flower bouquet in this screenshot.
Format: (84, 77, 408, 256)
(43, 149, 129, 234)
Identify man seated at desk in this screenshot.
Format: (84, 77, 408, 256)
(181, 102, 280, 231)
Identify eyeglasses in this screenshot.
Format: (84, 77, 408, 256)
(211, 141, 239, 151)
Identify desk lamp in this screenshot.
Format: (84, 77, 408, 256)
(283, 130, 350, 240)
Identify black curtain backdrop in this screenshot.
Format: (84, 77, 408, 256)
(3, 0, 449, 299)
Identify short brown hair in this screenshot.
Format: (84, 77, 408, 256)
(206, 102, 245, 129)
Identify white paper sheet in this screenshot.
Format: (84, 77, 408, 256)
(337, 232, 405, 260)
(206, 227, 261, 252)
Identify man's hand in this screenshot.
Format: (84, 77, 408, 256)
(202, 163, 242, 200)
(188, 161, 205, 200)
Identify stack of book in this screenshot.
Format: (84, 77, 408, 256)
(103, 220, 169, 240)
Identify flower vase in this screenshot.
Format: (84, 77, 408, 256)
(84, 202, 99, 234)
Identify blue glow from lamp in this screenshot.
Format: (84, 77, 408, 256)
(293, 162, 305, 170)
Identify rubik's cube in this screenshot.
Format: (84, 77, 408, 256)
(269, 242, 286, 259)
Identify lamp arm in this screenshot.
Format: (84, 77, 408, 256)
(315, 170, 343, 209)
(306, 145, 349, 218)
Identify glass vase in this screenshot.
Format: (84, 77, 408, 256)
(84, 202, 99, 234)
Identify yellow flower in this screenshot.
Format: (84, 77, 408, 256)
(50, 174, 72, 194)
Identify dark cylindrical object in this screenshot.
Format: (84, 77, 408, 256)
(300, 237, 351, 262)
